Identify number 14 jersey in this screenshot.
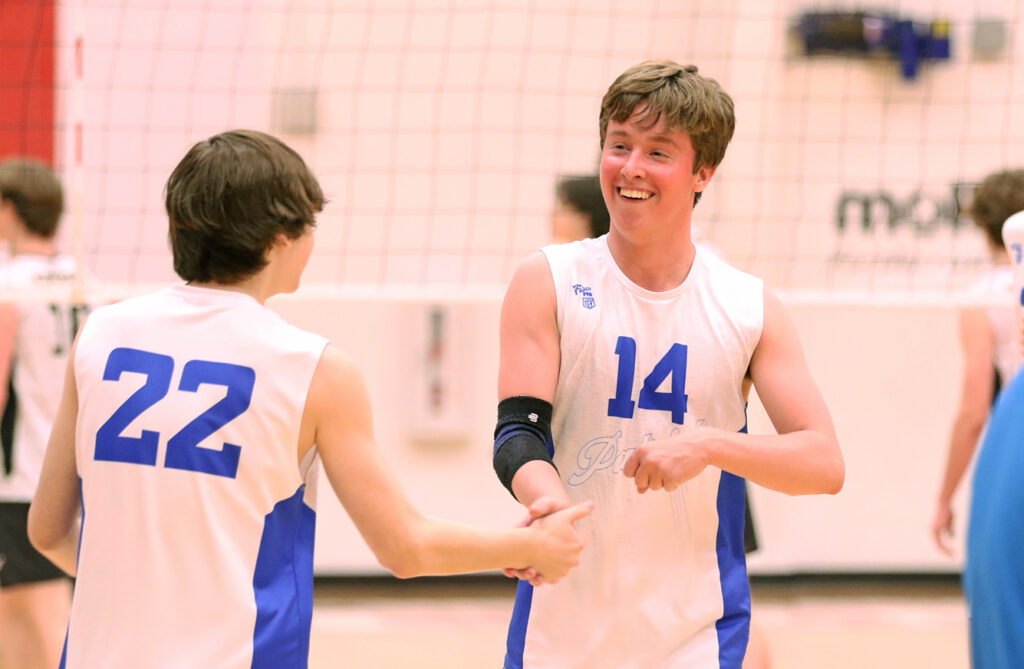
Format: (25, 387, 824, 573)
(66, 284, 327, 669)
(505, 237, 764, 669)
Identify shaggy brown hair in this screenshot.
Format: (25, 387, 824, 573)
(165, 129, 324, 283)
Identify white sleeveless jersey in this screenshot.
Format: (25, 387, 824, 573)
(505, 237, 764, 669)
(970, 266, 1018, 386)
(0, 254, 85, 501)
(64, 284, 327, 669)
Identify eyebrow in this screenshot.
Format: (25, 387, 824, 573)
(648, 134, 680, 148)
(606, 129, 679, 148)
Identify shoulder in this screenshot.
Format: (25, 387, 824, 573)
(699, 247, 762, 291)
(965, 266, 1013, 298)
(534, 237, 607, 299)
(755, 287, 802, 353)
(540, 237, 604, 271)
(306, 344, 371, 425)
(255, 303, 328, 353)
(696, 249, 765, 338)
(313, 344, 360, 383)
(0, 256, 33, 283)
(80, 291, 163, 327)
(506, 250, 555, 298)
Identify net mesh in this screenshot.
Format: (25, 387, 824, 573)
(3, 0, 1023, 303)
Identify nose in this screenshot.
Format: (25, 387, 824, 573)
(623, 150, 645, 179)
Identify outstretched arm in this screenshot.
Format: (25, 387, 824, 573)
(309, 344, 589, 581)
(625, 288, 844, 496)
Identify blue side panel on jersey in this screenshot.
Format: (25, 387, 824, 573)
(504, 579, 535, 669)
(502, 436, 552, 668)
(714, 425, 751, 669)
(251, 485, 317, 669)
(965, 371, 1024, 669)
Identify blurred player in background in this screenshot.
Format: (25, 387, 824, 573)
(27, 130, 591, 668)
(493, 61, 843, 669)
(0, 158, 78, 669)
(551, 174, 610, 243)
(930, 168, 1024, 556)
(963, 208, 1024, 668)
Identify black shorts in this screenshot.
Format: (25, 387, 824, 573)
(743, 486, 759, 554)
(0, 502, 67, 587)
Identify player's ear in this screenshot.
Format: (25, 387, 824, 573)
(263, 233, 293, 265)
(694, 164, 717, 193)
(271, 232, 294, 249)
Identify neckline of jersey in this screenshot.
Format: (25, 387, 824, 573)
(168, 282, 262, 307)
(595, 235, 701, 301)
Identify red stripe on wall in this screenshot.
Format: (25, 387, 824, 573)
(0, 0, 57, 163)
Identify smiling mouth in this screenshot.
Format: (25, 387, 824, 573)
(619, 188, 653, 200)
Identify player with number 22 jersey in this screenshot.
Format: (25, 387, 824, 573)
(66, 284, 326, 667)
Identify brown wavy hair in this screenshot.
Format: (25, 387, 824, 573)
(165, 129, 324, 283)
(599, 60, 735, 205)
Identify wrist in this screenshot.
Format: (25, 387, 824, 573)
(520, 524, 544, 567)
(694, 426, 721, 468)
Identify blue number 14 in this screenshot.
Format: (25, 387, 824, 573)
(607, 336, 689, 425)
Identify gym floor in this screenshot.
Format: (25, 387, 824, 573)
(308, 575, 969, 669)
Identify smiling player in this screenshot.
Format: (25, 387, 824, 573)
(492, 60, 844, 669)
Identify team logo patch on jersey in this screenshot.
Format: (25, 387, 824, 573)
(572, 283, 596, 309)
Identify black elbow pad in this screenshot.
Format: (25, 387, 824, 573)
(492, 396, 556, 496)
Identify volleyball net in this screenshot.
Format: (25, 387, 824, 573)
(2, 1, 1023, 305)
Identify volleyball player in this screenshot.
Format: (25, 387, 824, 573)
(492, 60, 844, 668)
(551, 174, 610, 243)
(0, 158, 78, 669)
(26, 129, 591, 668)
(543, 168, 772, 668)
(930, 168, 1024, 556)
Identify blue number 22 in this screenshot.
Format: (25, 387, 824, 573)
(95, 347, 255, 479)
(607, 336, 689, 425)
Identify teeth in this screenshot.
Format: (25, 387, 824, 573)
(620, 188, 652, 200)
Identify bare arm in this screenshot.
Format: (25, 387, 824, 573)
(27, 341, 81, 575)
(626, 288, 844, 496)
(931, 307, 993, 554)
(497, 252, 569, 508)
(307, 344, 589, 580)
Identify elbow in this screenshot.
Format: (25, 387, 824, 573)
(26, 506, 60, 553)
(822, 452, 845, 495)
(825, 461, 845, 495)
(791, 437, 844, 496)
(374, 527, 428, 580)
(380, 552, 422, 580)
